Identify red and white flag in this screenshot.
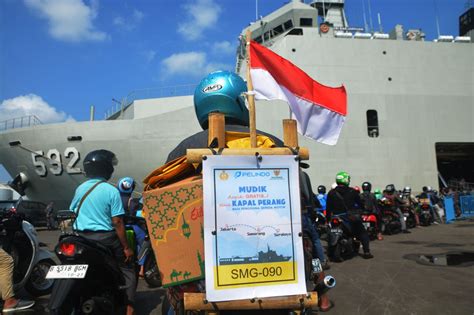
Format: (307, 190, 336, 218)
(249, 41, 347, 145)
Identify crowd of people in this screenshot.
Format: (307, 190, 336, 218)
(305, 170, 448, 269)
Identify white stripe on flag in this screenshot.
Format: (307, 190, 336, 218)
(250, 68, 345, 145)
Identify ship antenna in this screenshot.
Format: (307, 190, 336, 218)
(377, 13, 383, 33)
(255, 0, 258, 21)
(367, 0, 374, 33)
(433, 0, 441, 38)
(361, 0, 369, 32)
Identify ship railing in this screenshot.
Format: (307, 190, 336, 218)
(447, 179, 474, 192)
(0, 115, 43, 132)
(104, 84, 197, 120)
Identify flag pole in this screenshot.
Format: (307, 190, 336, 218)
(245, 30, 257, 148)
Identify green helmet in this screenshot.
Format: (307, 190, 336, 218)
(374, 188, 381, 194)
(335, 171, 350, 186)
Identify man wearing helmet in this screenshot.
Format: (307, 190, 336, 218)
(360, 181, 383, 240)
(117, 177, 140, 216)
(165, 70, 332, 311)
(315, 185, 327, 213)
(383, 184, 410, 233)
(326, 172, 373, 259)
(70, 150, 136, 315)
(401, 186, 420, 226)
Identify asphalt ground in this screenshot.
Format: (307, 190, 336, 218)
(7, 219, 474, 315)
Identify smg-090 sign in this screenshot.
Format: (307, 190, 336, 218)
(203, 155, 306, 302)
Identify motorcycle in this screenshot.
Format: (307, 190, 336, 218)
(417, 200, 432, 226)
(400, 205, 417, 229)
(48, 212, 141, 315)
(0, 209, 58, 297)
(360, 210, 378, 240)
(378, 198, 402, 235)
(314, 210, 328, 241)
(327, 215, 360, 262)
(160, 226, 336, 314)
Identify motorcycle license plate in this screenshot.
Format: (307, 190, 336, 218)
(46, 264, 88, 279)
(311, 258, 323, 273)
(330, 228, 342, 234)
(363, 222, 370, 229)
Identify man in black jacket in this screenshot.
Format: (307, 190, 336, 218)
(326, 171, 373, 259)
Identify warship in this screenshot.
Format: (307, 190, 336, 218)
(219, 245, 292, 265)
(0, 0, 473, 209)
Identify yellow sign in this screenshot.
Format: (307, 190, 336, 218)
(214, 261, 297, 289)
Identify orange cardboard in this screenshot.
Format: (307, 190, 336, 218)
(142, 176, 204, 287)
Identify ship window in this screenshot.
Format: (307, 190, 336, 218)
(367, 110, 379, 137)
(300, 18, 313, 27)
(254, 36, 262, 43)
(273, 25, 284, 36)
(283, 20, 293, 30)
(264, 31, 270, 41)
(287, 28, 303, 36)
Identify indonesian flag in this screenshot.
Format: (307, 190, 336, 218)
(249, 41, 347, 145)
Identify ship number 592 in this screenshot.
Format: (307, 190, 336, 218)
(31, 147, 81, 177)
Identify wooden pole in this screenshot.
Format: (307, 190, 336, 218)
(283, 119, 298, 147)
(208, 113, 225, 148)
(184, 292, 318, 311)
(246, 30, 257, 148)
(187, 147, 309, 163)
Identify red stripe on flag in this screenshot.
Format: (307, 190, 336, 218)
(249, 41, 347, 116)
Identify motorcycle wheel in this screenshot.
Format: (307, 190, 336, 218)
(331, 243, 343, 262)
(144, 253, 162, 288)
(25, 258, 56, 296)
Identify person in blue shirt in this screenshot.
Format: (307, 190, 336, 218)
(117, 177, 146, 277)
(70, 150, 136, 315)
(316, 185, 327, 213)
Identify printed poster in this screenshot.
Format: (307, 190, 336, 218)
(203, 155, 306, 302)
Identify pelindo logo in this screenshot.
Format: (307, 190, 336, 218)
(234, 171, 271, 179)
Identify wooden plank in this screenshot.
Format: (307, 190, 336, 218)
(208, 113, 225, 148)
(246, 30, 257, 148)
(184, 292, 318, 311)
(186, 147, 309, 163)
(283, 119, 298, 147)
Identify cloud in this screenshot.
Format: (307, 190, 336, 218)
(0, 94, 74, 123)
(178, 0, 221, 41)
(114, 8, 144, 31)
(161, 51, 231, 77)
(212, 41, 234, 55)
(24, 0, 107, 42)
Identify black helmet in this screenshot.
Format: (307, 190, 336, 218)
(362, 181, 372, 192)
(422, 186, 428, 192)
(317, 185, 326, 194)
(83, 150, 117, 180)
(385, 184, 396, 193)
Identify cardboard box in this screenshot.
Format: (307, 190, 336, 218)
(142, 176, 204, 287)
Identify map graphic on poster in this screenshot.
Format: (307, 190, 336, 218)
(203, 155, 306, 302)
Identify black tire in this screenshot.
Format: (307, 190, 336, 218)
(407, 216, 416, 229)
(161, 294, 172, 315)
(331, 243, 343, 262)
(144, 254, 162, 288)
(25, 258, 56, 296)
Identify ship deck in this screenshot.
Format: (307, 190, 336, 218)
(15, 218, 474, 314)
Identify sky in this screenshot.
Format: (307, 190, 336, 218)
(0, 0, 470, 182)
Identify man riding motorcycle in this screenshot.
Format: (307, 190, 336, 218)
(326, 172, 374, 259)
(360, 181, 383, 240)
(382, 184, 410, 234)
(401, 186, 420, 227)
(165, 70, 332, 312)
(69, 150, 136, 315)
